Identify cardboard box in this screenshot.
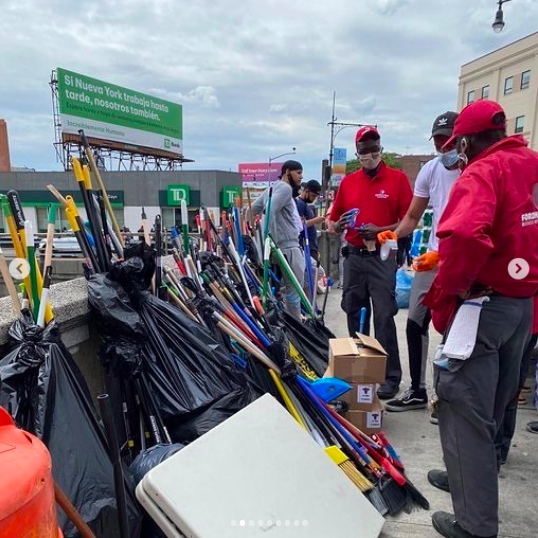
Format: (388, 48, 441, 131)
(340, 383, 377, 411)
(327, 336, 387, 385)
(344, 395, 384, 435)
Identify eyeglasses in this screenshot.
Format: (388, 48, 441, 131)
(356, 145, 381, 155)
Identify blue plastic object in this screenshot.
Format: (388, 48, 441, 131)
(309, 377, 352, 403)
(359, 307, 367, 334)
(396, 268, 414, 309)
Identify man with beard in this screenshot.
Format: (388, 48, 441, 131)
(327, 126, 413, 399)
(252, 160, 304, 318)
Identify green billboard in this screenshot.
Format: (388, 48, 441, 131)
(57, 67, 183, 155)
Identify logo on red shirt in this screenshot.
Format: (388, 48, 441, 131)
(521, 183, 538, 227)
(375, 189, 389, 199)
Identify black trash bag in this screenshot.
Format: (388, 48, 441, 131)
(0, 310, 142, 538)
(279, 312, 333, 377)
(139, 294, 257, 431)
(88, 258, 258, 443)
(130, 443, 185, 538)
(130, 443, 185, 485)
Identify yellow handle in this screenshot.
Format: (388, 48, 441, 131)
(269, 370, 307, 430)
(82, 165, 93, 190)
(66, 207, 80, 232)
(65, 195, 78, 215)
(72, 158, 85, 183)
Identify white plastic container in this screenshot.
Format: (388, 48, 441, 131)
(380, 239, 398, 261)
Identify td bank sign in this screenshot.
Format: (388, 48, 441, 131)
(167, 184, 190, 206)
(221, 186, 242, 207)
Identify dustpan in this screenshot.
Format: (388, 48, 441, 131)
(136, 394, 384, 538)
(310, 377, 352, 402)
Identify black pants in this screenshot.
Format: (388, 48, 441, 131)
(341, 249, 401, 387)
(495, 331, 538, 462)
(436, 296, 532, 537)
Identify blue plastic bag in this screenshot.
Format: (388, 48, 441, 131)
(396, 268, 414, 309)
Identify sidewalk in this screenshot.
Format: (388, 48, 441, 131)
(323, 289, 537, 538)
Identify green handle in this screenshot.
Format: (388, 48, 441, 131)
(48, 203, 57, 224)
(270, 238, 316, 319)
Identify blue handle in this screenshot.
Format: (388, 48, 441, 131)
(297, 377, 373, 466)
(231, 302, 272, 348)
(359, 307, 367, 334)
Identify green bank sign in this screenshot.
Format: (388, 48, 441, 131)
(167, 185, 190, 206)
(221, 186, 242, 207)
(57, 67, 183, 156)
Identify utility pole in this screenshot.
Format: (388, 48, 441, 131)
(325, 91, 372, 191)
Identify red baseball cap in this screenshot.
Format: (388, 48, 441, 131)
(355, 126, 380, 145)
(443, 100, 506, 148)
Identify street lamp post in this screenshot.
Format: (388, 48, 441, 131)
(326, 91, 372, 191)
(268, 148, 296, 185)
(492, 0, 514, 33)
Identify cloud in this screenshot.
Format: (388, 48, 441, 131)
(0, 0, 537, 176)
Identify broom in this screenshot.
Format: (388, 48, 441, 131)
(78, 130, 124, 248)
(0, 245, 21, 315)
(36, 204, 55, 327)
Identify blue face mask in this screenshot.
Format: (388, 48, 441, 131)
(438, 149, 460, 168)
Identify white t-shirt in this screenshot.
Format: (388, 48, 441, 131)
(414, 157, 460, 252)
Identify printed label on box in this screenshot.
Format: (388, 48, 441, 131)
(367, 411, 382, 429)
(357, 384, 374, 404)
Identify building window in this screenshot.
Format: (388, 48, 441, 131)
(515, 115, 525, 134)
(481, 85, 490, 99)
(467, 90, 475, 104)
(504, 76, 514, 95)
(521, 70, 531, 90)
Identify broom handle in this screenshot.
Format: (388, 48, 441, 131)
(78, 130, 124, 247)
(54, 481, 97, 538)
(270, 238, 316, 318)
(0, 247, 21, 314)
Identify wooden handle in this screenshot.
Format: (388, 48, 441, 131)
(54, 481, 97, 538)
(0, 248, 21, 314)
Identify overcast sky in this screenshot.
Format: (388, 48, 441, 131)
(1, 0, 538, 178)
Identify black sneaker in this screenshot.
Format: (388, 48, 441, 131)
(385, 388, 427, 412)
(430, 409, 439, 425)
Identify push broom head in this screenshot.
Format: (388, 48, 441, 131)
(325, 445, 373, 493)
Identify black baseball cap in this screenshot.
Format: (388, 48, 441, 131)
(281, 160, 303, 174)
(430, 111, 458, 139)
(304, 179, 321, 194)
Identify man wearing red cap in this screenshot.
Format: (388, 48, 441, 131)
(327, 126, 413, 399)
(424, 100, 538, 538)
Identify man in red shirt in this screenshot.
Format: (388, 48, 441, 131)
(327, 126, 413, 399)
(425, 100, 538, 538)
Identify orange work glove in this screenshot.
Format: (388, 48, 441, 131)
(412, 251, 440, 272)
(377, 230, 398, 244)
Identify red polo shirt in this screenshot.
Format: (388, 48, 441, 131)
(330, 162, 413, 247)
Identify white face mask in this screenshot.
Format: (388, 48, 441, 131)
(359, 152, 382, 170)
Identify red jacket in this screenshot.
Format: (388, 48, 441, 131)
(329, 162, 412, 248)
(426, 136, 538, 333)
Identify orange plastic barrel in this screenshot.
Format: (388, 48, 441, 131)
(0, 407, 62, 538)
